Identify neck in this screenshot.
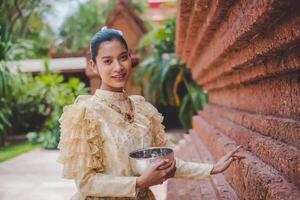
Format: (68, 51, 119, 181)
(100, 85, 123, 92)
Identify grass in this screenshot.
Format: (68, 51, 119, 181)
(0, 143, 42, 163)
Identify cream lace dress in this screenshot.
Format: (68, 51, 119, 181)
(57, 89, 213, 200)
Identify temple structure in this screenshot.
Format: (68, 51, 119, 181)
(169, 0, 300, 199)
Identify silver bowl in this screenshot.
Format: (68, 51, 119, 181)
(129, 147, 174, 175)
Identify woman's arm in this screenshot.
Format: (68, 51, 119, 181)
(75, 159, 176, 197)
(210, 145, 244, 174)
(168, 146, 244, 180)
(75, 170, 138, 197)
(173, 158, 214, 179)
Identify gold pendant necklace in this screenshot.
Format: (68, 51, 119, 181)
(98, 89, 134, 123)
(109, 98, 134, 123)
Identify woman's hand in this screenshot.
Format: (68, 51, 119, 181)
(136, 159, 176, 188)
(211, 145, 244, 175)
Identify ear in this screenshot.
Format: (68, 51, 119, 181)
(89, 59, 98, 74)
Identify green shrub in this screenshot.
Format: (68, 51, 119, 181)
(0, 64, 12, 146)
(32, 73, 88, 149)
(137, 18, 207, 130)
(10, 72, 50, 134)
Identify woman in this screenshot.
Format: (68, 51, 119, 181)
(57, 27, 243, 200)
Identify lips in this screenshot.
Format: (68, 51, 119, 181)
(112, 73, 126, 81)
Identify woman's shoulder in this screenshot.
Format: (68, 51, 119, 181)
(59, 95, 92, 124)
(61, 95, 91, 113)
(129, 94, 152, 110)
(129, 94, 162, 119)
(74, 94, 93, 104)
(129, 94, 145, 102)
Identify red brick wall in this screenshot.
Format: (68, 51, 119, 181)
(176, 0, 300, 199)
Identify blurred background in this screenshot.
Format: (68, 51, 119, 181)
(0, 0, 299, 199)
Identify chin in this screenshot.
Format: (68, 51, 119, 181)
(111, 83, 127, 90)
(113, 80, 128, 88)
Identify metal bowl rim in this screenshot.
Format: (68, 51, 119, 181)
(129, 147, 174, 160)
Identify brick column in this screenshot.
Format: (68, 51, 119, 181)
(176, 0, 300, 199)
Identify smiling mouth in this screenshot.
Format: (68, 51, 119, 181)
(112, 73, 126, 78)
(111, 73, 127, 81)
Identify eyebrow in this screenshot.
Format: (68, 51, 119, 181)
(101, 56, 111, 59)
(101, 51, 128, 59)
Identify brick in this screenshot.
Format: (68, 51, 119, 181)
(196, 13, 300, 85)
(199, 110, 300, 186)
(176, 0, 195, 56)
(181, 0, 211, 62)
(192, 115, 300, 200)
(187, 0, 236, 68)
(209, 73, 299, 119)
(167, 132, 238, 199)
(203, 47, 300, 91)
(204, 104, 300, 149)
(190, 0, 294, 77)
(189, 131, 239, 200)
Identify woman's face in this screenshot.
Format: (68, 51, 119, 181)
(90, 39, 132, 92)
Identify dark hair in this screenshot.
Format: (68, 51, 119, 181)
(90, 28, 129, 63)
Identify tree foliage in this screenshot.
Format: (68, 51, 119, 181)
(59, 0, 105, 52)
(0, 0, 56, 59)
(59, 0, 148, 52)
(137, 18, 208, 130)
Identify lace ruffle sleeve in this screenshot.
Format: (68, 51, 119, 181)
(57, 96, 105, 179)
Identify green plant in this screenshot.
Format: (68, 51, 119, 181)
(136, 18, 207, 129)
(10, 72, 50, 134)
(0, 1, 56, 146)
(0, 18, 13, 146)
(0, 68, 12, 146)
(33, 73, 88, 149)
(0, 0, 56, 59)
(0, 67, 88, 149)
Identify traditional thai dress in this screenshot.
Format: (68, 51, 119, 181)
(57, 89, 213, 200)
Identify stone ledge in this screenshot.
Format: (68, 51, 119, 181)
(203, 47, 300, 91)
(187, 0, 236, 67)
(166, 132, 238, 200)
(204, 104, 300, 149)
(181, 0, 212, 61)
(209, 73, 300, 119)
(175, 0, 195, 56)
(196, 13, 300, 85)
(199, 110, 300, 186)
(193, 115, 300, 200)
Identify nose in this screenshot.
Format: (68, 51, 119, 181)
(114, 60, 124, 72)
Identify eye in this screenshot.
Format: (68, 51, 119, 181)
(120, 54, 128, 61)
(103, 59, 112, 65)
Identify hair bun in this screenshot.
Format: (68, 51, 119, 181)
(100, 26, 123, 36)
(116, 30, 123, 36)
(101, 26, 108, 31)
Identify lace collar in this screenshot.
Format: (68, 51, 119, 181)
(94, 89, 128, 101)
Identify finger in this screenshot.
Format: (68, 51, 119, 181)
(165, 160, 176, 175)
(229, 145, 242, 155)
(165, 160, 176, 178)
(221, 157, 234, 171)
(231, 145, 242, 154)
(152, 159, 167, 170)
(232, 155, 245, 158)
(224, 146, 243, 161)
(232, 155, 246, 160)
(167, 165, 177, 178)
(157, 159, 173, 170)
